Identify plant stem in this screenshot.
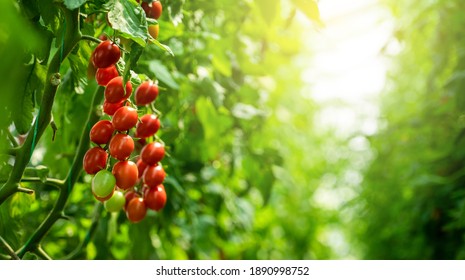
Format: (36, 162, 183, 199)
(0, 236, 20, 260)
(0, 7, 81, 205)
(5, 129, 18, 148)
(16, 86, 104, 259)
(81, 35, 102, 44)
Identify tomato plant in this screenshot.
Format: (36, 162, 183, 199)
(143, 164, 166, 188)
(112, 160, 138, 190)
(0, 0, 323, 261)
(95, 65, 119, 86)
(135, 114, 160, 138)
(134, 81, 158, 105)
(126, 197, 147, 223)
(140, 142, 165, 165)
(104, 191, 126, 212)
(112, 106, 138, 131)
(144, 185, 166, 211)
(90, 120, 115, 145)
(104, 77, 133, 104)
(109, 133, 135, 161)
(83, 147, 108, 175)
(92, 170, 116, 198)
(91, 40, 121, 68)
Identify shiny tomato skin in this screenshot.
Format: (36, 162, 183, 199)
(134, 81, 158, 105)
(151, 1, 163, 19)
(83, 147, 108, 175)
(105, 77, 133, 104)
(92, 40, 121, 68)
(135, 114, 160, 138)
(141, 142, 165, 165)
(90, 120, 115, 145)
(124, 191, 139, 210)
(112, 106, 139, 131)
(96, 65, 119, 86)
(103, 100, 125, 116)
(112, 160, 138, 190)
(144, 184, 166, 211)
(136, 158, 148, 178)
(143, 164, 166, 188)
(126, 197, 147, 223)
(109, 133, 135, 161)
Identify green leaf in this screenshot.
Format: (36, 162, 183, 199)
(38, 0, 61, 35)
(107, 0, 147, 47)
(195, 97, 233, 159)
(148, 60, 179, 89)
(63, 0, 87, 10)
(290, 0, 323, 26)
(14, 85, 34, 135)
(149, 39, 175, 56)
(255, 0, 279, 24)
(9, 192, 35, 219)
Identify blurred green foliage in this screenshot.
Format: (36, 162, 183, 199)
(353, 0, 465, 259)
(0, 0, 332, 260)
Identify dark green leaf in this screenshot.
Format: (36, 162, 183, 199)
(107, 0, 147, 47)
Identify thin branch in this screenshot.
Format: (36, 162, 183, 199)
(34, 246, 52, 260)
(50, 119, 58, 142)
(17, 187, 34, 195)
(81, 35, 102, 44)
(5, 129, 18, 148)
(17, 86, 104, 259)
(20, 177, 65, 189)
(0, 236, 20, 260)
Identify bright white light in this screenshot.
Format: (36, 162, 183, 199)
(303, 0, 394, 136)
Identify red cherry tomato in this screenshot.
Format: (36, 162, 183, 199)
(96, 65, 119, 86)
(109, 133, 135, 160)
(90, 120, 115, 145)
(124, 191, 139, 211)
(136, 158, 148, 178)
(135, 114, 160, 138)
(141, 142, 165, 165)
(141, 2, 151, 17)
(126, 197, 147, 223)
(103, 100, 125, 116)
(112, 160, 138, 190)
(144, 184, 166, 211)
(92, 40, 121, 68)
(105, 77, 133, 104)
(134, 81, 158, 105)
(83, 147, 108, 175)
(112, 106, 138, 131)
(152, 1, 163, 19)
(143, 164, 166, 188)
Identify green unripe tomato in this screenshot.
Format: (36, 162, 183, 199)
(92, 170, 116, 198)
(104, 190, 126, 212)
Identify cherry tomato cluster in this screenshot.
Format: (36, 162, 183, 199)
(83, 38, 167, 223)
(138, 0, 162, 39)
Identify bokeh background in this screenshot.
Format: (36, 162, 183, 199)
(2, 0, 465, 259)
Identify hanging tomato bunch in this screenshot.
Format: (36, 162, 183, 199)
(83, 0, 167, 223)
